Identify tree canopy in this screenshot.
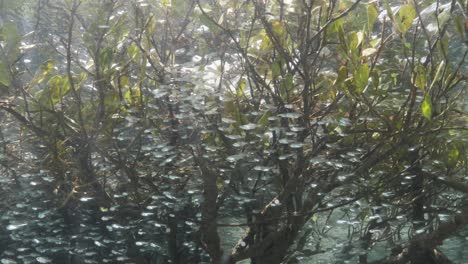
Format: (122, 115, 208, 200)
(0, 0, 467, 263)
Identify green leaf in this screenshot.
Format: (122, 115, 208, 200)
(271, 61, 281, 77)
(236, 78, 246, 97)
(391, 73, 399, 85)
(120, 75, 129, 87)
(1, 22, 20, 61)
(348, 32, 358, 51)
(124, 84, 142, 106)
(354, 64, 369, 93)
(436, 36, 449, 57)
(257, 111, 271, 128)
(348, 32, 363, 61)
(259, 33, 273, 52)
(127, 44, 139, 60)
(370, 71, 379, 89)
(421, 95, 432, 120)
(0, 60, 11, 87)
(356, 32, 364, 49)
(454, 16, 465, 39)
(271, 20, 286, 43)
(124, 90, 132, 104)
(311, 215, 318, 223)
(367, 4, 378, 31)
(146, 16, 157, 34)
(383, 0, 394, 22)
(413, 64, 427, 90)
(369, 37, 381, 48)
(284, 73, 294, 90)
(337, 25, 348, 53)
(328, 18, 344, 34)
(48, 75, 63, 105)
(438, 8, 450, 26)
(47, 75, 71, 106)
(29, 60, 56, 88)
(397, 5, 416, 34)
(42, 60, 55, 72)
(334, 65, 347, 86)
(429, 61, 445, 91)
